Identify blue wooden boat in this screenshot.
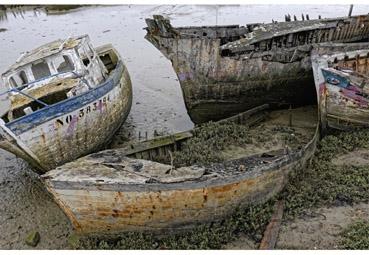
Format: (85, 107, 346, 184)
(0, 35, 132, 173)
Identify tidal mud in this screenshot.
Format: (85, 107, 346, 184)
(1, 5, 369, 249)
(0, 151, 72, 249)
(277, 203, 369, 249)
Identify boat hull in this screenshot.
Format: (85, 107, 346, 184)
(312, 43, 369, 130)
(42, 107, 319, 235)
(0, 61, 132, 173)
(145, 15, 369, 124)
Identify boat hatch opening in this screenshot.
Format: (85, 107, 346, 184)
(0, 76, 86, 122)
(98, 49, 118, 73)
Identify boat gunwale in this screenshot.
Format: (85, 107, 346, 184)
(163, 14, 369, 31)
(146, 14, 369, 44)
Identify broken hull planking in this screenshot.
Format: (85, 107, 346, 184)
(145, 15, 369, 124)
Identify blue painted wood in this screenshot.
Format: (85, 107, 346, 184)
(322, 69, 349, 88)
(6, 61, 124, 135)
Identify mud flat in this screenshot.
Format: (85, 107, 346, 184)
(0, 151, 71, 249)
(276, 202, 369, 249)
(1, 5, 369, 249)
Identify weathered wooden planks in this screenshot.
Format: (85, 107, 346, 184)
(145, 15, 369, 124)
(259, 200, 285, 250)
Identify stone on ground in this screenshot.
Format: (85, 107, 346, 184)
(25, 231, 40, 247)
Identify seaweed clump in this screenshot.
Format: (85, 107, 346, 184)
(340, 220, 369, 249)
(157, 121, 304, 168)
(281, 130, 369, 218)
(159, 121, 252, 167)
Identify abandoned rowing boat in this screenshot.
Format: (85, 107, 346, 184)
(312, 42, 369, 131)
(0, 35, 132, 173)
(42, 104, 319, 234)
(145, 14, 369, 124)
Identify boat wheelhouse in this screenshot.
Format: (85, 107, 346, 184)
(0, 35, 132, 173)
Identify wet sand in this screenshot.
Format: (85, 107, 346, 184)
(1, 5, 369, 249)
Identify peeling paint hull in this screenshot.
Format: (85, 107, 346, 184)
(145, 14, 369, 124)
(42, 106, 319, 235)
(312, 42, 369, 131)
(0, 58, 132, 173)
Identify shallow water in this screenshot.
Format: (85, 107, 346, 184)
(1, 4, 369, 249)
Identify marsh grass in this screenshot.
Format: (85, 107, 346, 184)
(155, 121, 252, 167)
(340, 220, 369, 249)
(281, 130, 369, 219)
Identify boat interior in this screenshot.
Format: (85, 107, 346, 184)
(123, 105, 317, 165)
(314, 45, 369, 96)
(328, 51, 369, 79)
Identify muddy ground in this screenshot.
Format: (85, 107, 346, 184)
(0, 5, 369, 249)
(224, 203, 369, 249)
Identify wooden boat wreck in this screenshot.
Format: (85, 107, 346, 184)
(42, 104, 319, 235)
(0, 35, 132, 173)
(145, 14, 369, 124)
(312, 42, 369, 131)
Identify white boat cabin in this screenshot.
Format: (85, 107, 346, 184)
(0, 35, 109, 122)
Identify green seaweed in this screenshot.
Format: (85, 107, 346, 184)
(340, 220, 369, 249)
(156, 121, 252, 167)
(281, 130, 369, 218)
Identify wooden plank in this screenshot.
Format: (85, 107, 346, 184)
(259, 200, 285, 250)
